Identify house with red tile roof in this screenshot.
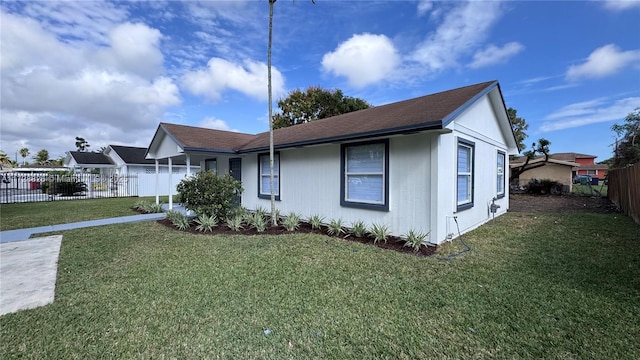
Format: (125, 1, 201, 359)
(145, 81, 519, 245)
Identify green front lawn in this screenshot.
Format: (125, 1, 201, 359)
(572, 182, 608, 196)
(0, 196, 172, 231)
(1, 211, 638, 358)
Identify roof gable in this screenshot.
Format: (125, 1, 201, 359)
(110, 145, 190, 165)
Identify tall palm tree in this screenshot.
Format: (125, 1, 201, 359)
(267, 0, 314, 226)
(19, 147, 29, 165)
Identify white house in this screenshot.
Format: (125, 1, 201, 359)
(145, 81, 519, 245)
(65, 145, 200, 197)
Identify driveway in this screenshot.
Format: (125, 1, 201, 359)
(0, 235, 62, 316)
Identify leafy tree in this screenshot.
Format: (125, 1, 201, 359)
(509, 138, 551, 183)
(19, 147, 29, 165)
(266, 0, 315, 226)
(75, 136, 90, 152)
(34, 149, 49, 165)
(273, 87, 371, 129)
(611, 108, 640, 168)
(507, 107, 529, 152)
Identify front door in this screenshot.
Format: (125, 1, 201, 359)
(229, 158, 242, 205)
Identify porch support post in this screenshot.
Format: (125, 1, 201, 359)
(186, 154, 191, 177)
(168, 157, 173, 210)
(155, 159, 159, 205)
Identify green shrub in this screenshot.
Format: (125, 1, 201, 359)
(177, 171, 243, 220)
(44, 181, 87, 196)
(402, 229, 430, 252)
(349, 220, 367, 238)
(282, 212, 301, 231)
(166, 210, 191, 230)
(247, 212, 267, 232)
(308, 215, 324, 230)
(327, 218, 345, 236)
(526, 179, 562, 195)
(194, 214, 218, 232)
(226, 215, 245, 232)
(370, 223, 390, 244)
(141, 202, 164, 213)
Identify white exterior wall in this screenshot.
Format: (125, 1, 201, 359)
(241, 134, 434, 240)
(438, 95, 510, 244)
(128, 165, 198, 197)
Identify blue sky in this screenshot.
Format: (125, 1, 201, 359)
(1, 0, 639, 163)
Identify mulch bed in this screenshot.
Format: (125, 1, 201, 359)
(155, 217, 438, 257)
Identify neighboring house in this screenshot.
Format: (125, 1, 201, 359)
(65, 146, 200, 196)
(550, 152, 608, 179)
(146, 81, 519, 245)
(510, 157, 579, 192)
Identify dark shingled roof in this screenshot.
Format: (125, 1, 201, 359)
(69, 151, 114, 165)
(160, 123, 257, 153)
(156, 81, 501, 153)
(239, 81, 497, 151)
(110, 145, 189, 166)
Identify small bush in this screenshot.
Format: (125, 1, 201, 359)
(327, 218, 345, 236)
(370, 223, 390, 244)
(247, 212, 267, 232)
(177, 171, 243, 220)
(226, 215, 245, 232)
(402, 229, 430, 252)
(134, 200, 148, 210)
(349, 220, 367, 238)
(526, 178, 562, 195)
(282, 212, 301, 231)
(308, 215, 324, 230)
(141, 202, 164, 213)
(194, 214, 218, 232)
(166, 210, 190, 230)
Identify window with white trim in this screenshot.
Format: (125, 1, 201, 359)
(497, 151, 505, 198)
(587, 169, 597, 175)
(258, 153, 280, 200)
(341, 140, 389, 211)
(457, 139, 475, 211)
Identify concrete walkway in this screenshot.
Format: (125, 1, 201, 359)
(0, 212, 168, 316)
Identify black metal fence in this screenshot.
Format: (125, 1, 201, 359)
(0, 173, 138, 204)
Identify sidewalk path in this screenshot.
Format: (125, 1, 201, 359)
(0, 213, 166, 243)
(0, 212, 166, 316)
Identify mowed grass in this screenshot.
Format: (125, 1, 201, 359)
(572, 182, 608, 196)
(1, 211, 639, 358)
(0, 197, 171, 231)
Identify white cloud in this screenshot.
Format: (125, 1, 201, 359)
(469, 42, 524, 68)
(417, 1, 433, 17)
(181, 57, 285, 102)
(198, 117, 237, 132)
(0, 9, 180, 159)
(601, 0, 640, 11)
(566, 44, 640, 81)
(540, 97, 640, 132)
(321, 33, 400, 88)
(409, 1, 505, 73)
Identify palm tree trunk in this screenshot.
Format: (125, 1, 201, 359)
(268, 0, 277, 226)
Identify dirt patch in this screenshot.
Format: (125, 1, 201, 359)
(509, 194, 620, 214)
